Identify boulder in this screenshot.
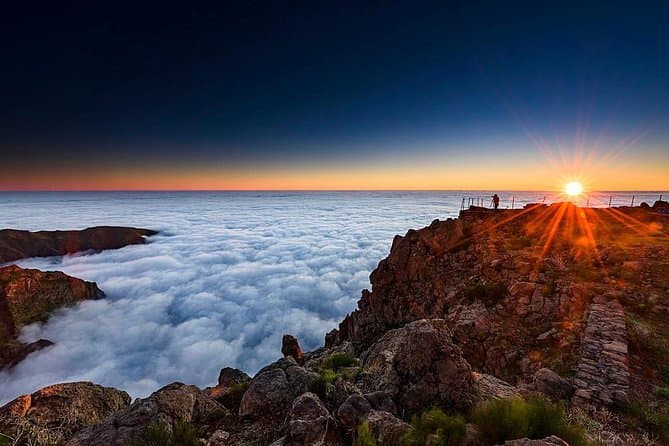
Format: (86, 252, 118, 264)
(67, 382, 226, 446)
(218, 367, 250, 387)
(0, 226, 157, 263)
(239, 357, 317, 420)
(471, 372, 520, 402)
(0, 382, 130, 445)
(286, 392, 340, 446)
(337, 394, 372, 430)
(532, 368, 573, 401)
(360, 319, 474, 412)
(281, 334, 304, 364)
(206, 367, 251, 410)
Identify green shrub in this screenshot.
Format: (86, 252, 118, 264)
(0, 432, 11, 446)
(464, 282, 507, 307)
(128, 421, 198, 446)
(312, 352, 360, 397)
(470, 397, 588, 446)
(311, 368, 339, 397)
(401, 408, 466, 446)
(354, 421, 377, 446)
(320, 352, 358, 371)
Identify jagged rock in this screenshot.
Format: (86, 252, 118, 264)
(218, 367, 250, 387)
(0, 265, 104, 369)
(337, 394, 372, 430)
(365, 410, 411, 446)
(239, 357, 317, 420)
(0, 226, 157, 263)
(286, 392, 341, 446)
(67, 382, 226, 446)
(281, 334, 304, 364)
(0, 382, 130, 445)
(503, 436, 569, 445)
(360, 319, 474, 412)
(532, 368, 572, 401)
(206, 367, 251, 411)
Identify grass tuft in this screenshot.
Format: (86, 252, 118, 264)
(470, 397, 589, 446)
(401, 408, 466, 446)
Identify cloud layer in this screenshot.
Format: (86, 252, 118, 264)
(0, 190, 643, 403)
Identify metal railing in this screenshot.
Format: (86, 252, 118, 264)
(460, 193, 666, 211)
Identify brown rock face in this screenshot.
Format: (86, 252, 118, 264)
(0, 382, 131, 445)
(360, 319, 475, 412)
(281, 334, 304, 364)
(67, 382, 226, 446)
(0, 265, 105, 369)
(286, 392, 341, 446)
(239, 357, 317, 421)
(0, 226, 157, 264)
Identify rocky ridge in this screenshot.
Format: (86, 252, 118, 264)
(0, 226, 157, 264)
(1, 204, 668, 445)
(0, 265, 104, 369)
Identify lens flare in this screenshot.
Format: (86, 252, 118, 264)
(565, 181, 583, 196)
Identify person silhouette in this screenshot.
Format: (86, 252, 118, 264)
(492, 194, 500, 210)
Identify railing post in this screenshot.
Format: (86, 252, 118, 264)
(511, 195, 515, 209)
(630, 195, 635, 207)
(586, 196, 590, 207)
(608, 196, 612, 208)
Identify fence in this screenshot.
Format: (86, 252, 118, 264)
(460, 193, 666, 211)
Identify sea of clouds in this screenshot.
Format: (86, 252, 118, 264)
(0, 190, 652, 404)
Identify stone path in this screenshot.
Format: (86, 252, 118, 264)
(572, 295, 630, 408)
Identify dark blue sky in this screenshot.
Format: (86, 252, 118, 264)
(1, 2, 668, 189)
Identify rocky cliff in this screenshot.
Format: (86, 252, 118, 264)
(0, 265, 105, 369)
(1, 204, 667, 446)
(0, 226, 157, 264)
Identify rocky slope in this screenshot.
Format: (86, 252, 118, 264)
(0, 203, 667, 445)
(0, 226, 157, 264)
(0, 265, 105, 369)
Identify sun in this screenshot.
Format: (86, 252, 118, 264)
(565, 181, 584, 196)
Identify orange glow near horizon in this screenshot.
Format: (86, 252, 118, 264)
(1, 149, 667, 191)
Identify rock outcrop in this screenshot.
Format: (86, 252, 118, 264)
(1, 204, 667, 445)
(285, 392, 340, 446)
(0, 265, 104, 369)
(360, 319, 475, 412)
(0, 382, 130, 445)
(239, 357, 317, 420)
(67, 382, 225, 446)
(281, 334, 304, 364)
(0, 226, 157, 263)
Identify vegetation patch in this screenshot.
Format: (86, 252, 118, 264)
(401, 408, 466, 446)
(312, 352, 361, 396)
(128, 421, 198, 446)
(470, 397, 589, 446)
(354, 421, 377, 446)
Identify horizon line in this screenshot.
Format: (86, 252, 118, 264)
(1, 189, 667, 193)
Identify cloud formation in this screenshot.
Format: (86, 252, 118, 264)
(0, 192, 474, 403)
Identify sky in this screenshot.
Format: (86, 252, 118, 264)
(1, 2, 668, 191)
